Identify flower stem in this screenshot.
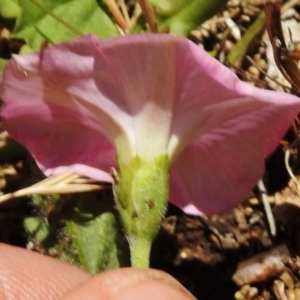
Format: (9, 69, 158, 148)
(113, 155, 169, 268)
(129, 237, 151, 268)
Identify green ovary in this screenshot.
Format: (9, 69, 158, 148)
(114, 154, 169, 268)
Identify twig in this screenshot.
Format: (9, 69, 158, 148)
(119, 0, 131, 26)
(246, 55, 292, 91)
(232, 244, 288, 286)
(227, 0, 299, 66)
(129, 4, 142, 30)
(285, 148, 300, 191)
(104, 0, 128, 32)
(137, 0, 157, 33)
(257, 179, 276, 236)
(282, 0, 299, 12)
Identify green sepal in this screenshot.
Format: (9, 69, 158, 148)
(114, 154, 169, 268)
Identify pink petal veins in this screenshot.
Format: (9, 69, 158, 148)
(1, 33, 300, 215)
(170, 88, 300, 215)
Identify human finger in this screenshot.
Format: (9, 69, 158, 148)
(62, 267, 196, 300)
(0, 243, 91, 299)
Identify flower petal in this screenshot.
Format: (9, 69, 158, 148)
(92, 34, 177, 163)
(0, 34, 179, 169)
(167, 39, 299, 161)
(1, 33, 300, 216)
(170, 90, 300, 215)
(0, 35, 137, 179)
(1, 93, 115, 181)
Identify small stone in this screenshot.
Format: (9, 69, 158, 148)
(248, 65, 260, 78)
(280, 271, 294, 289)
(234, 291, 245, 300)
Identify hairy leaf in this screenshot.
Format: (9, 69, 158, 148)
(13, 0, 119, 51)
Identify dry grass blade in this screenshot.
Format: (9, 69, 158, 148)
(226, 11, 265, 66)
(257, 179, 276, 236)
(0, 171, 110, 203)
(285, 149, 300, 192)
(104, 0, 128, 32)
(246, 55, 292, 91)
(137, 0, 158, 33)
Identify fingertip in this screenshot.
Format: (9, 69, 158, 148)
(0, 243, 90, 299)
(113, 280, 196, 300)
(62, 268, 196, 300)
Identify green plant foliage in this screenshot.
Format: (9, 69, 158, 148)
(23, 194, 60, 247)
(0, 0, 21, 20)
(150, 0, 229, 36)
(24, 192, 129, 273)
(65, 191, 130, 274)
(24, 216, 50, 243)
(0, 0, 20, 29)
(226, 11, 265, 65)
(13, 0, 119, 51)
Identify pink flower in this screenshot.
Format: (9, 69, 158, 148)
(1, 34, 299, 215)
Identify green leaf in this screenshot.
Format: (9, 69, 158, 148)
(150, 0, 229, 36)
(0, 0, 21, 20)
(65, 192, 130, 274)
(0, 0, 20, 29)
(13, 0, 119, 51)
(24, 216, 50, 243)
